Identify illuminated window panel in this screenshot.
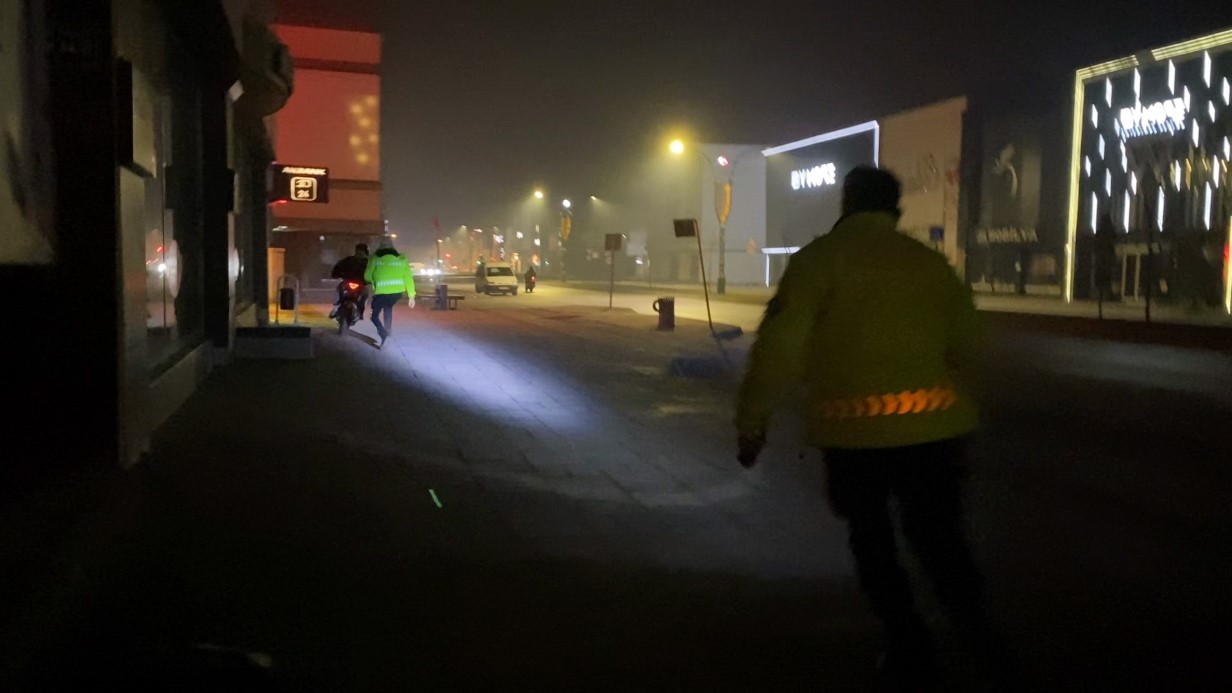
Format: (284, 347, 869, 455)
(1204, 184, 1212, 229)
(1156, 188, 1165, 229)
(1123, 190, 1131, 230)
(1169, 60, 1176, 93)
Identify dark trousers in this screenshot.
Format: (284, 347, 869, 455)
(370, 293, 401, 338)
(824, 438, 986, 645)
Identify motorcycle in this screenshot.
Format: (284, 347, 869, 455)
(525, 274, 537, 293)
(335, 280, 366, 335)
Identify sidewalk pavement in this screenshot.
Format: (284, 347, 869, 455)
(7, 298, 1228, 690)
(7, 303, 897, 691)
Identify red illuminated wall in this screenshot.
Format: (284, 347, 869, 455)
(270, 25, 382, 232)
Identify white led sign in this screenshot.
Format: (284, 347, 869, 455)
(790, 162, 837, 191)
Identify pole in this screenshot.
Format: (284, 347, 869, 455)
(608, 250, 615, 309)
(696, 229, 715, 335)
(717, 222, 726, 295)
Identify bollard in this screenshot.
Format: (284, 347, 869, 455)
(653, 296, 675, 330)
(434, 283, 448, 311)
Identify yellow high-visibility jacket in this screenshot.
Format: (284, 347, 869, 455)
(364, 249, 416, 297)
(736, 211, 982, 450)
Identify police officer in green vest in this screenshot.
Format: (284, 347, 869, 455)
(736, 167, 1006, 689)
(363, 238, 416, 349)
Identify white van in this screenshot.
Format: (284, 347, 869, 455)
(476, 262, 519, 295)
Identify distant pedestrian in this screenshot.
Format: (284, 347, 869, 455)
(363, 238, 416, 348)
(735, 167, 1009, 690)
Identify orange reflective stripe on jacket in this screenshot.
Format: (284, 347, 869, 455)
(817, 386, 958, 420)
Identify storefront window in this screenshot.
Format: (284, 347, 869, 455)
(232, 136, 261, 310)
(145, 32, 205, 372)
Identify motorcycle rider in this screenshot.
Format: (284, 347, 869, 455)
(329, 243, 370, 319)
(524, 264, 537, 293)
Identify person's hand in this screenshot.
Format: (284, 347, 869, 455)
(408, 297, 416, 309)
(737, 433, 765, 469)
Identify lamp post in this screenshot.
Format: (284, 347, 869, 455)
(559, 199, 572, 282)
(670, 140, 737, 294)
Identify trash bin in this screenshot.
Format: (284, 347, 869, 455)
(434, 283, 448, 311)
(653, 297, 675, 330)
(278, 287, 296, 311)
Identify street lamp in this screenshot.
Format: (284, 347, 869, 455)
(533, 189, 545, 199)
(562, 198, 572, 209)
(670, 140, 738, 294)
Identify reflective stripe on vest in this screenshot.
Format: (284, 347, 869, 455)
(375, 278, 404, 288)
(817, 386, 958, 419)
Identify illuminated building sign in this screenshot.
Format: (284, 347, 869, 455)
(1116, 98, 1189, 139)
(791, 162, 838, 190)
(270, 164, 330, 204)
(764, 122, 879, 247)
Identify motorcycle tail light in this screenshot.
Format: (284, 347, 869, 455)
(346, 282, 361, 290)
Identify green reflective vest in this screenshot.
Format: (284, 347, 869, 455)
(364, 251, 416, 297)
(736, 211, 982, 450)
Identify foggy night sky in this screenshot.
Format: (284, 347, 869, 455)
(275, 1, 1231, 246)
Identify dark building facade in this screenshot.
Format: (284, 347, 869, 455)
(1, 0, 292, 494)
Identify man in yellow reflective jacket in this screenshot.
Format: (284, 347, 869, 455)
(736, 167, 997, 689)
(363, 239, 416, 349)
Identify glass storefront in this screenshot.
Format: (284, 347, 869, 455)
(1068, 31, 1232, 311)
(140, 27, 206, 373)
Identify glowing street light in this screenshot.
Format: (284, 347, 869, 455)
(562, 199, 572, 209)
(533, 189, 545, 199)
(669, 139, 685, 155)
(590, 195, 598, 201)
(717, 155, 730, 167)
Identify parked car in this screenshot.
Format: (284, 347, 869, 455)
(476, 262, 519, 295)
